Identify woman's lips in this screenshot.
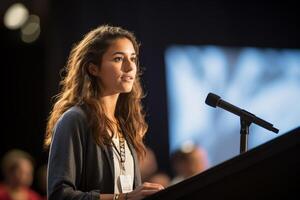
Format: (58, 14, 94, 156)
(121, 75, 134, 81)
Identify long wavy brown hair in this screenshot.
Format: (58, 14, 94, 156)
(44, 25, 147, 159)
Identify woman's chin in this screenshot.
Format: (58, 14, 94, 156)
(118, 85, 133, 93)
(122, 88, 133, 93)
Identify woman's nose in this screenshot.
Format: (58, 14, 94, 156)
(123, 58, 135, 72)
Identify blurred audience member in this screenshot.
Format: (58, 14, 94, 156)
(139, 147, 158, 182)
(148, 172, 171, 188)
(139, 147, 171, 187)
(170, 142, 209, 185)
(0, 149, 42, 200)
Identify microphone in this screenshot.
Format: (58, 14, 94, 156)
(205, 93, 279, 133)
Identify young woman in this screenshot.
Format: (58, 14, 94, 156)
(45, 25, 163, 200)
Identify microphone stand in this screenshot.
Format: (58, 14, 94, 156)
(238, 110, 278, 153)
(240, 118, 251, 153)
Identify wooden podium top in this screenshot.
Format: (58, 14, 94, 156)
(145, 127, 300, 200)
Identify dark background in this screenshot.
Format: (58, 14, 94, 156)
(1, 0, 299, 188)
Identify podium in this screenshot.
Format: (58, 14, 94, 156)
(145, 127, 300, 199)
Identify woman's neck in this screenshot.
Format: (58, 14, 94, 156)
(101, 93, 119, 121)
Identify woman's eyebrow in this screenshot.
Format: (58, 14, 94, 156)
(112, 51, 136, 56)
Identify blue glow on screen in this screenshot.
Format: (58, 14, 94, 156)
(165, 45, 300, 167)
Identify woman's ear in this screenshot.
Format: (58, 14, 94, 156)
(88, 63, 99, 76)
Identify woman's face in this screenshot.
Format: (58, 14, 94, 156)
(95, 37, 137, 96)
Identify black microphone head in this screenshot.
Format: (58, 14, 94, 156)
(205, 93, 221, 108)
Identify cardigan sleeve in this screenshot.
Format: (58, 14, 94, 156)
(47, 108, 100, 200)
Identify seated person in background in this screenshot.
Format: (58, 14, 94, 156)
(139, 147, 158, 182)
(170, 143, 209, 185)
(148, 172, 171, 188)
(0, 149, 42, 200)
(139, 147, 171, 187)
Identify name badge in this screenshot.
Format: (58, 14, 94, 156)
(119, 175, 133, 193)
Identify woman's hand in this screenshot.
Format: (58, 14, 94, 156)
(125, 182, 164, 200)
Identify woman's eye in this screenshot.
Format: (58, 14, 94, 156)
(113, 57, 123, 62)
(131, 57, 137, 62)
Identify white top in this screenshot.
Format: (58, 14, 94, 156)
(112, 136, 135, 194)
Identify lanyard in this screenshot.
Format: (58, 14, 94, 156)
(112, 134, 126, 173)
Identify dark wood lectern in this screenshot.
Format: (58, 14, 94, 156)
(145, 127, 300, 199)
